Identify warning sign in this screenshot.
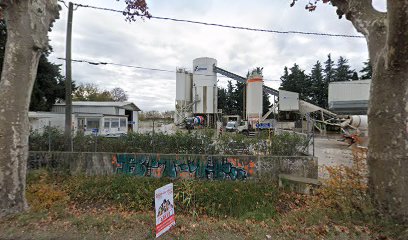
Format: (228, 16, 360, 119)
(155, 183, 176, 238)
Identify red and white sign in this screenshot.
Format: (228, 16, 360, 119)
(155, 183, 176, 238)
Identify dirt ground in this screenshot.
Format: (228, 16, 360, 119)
(311, 135, 354, 179)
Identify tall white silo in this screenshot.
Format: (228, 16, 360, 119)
(175, 68, 193, 124)
(192, 57, 218, 114)
(176, 68, 192, 103)
(246, 70, 263, 124)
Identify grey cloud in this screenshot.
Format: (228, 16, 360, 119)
(49, 0, 370, 111)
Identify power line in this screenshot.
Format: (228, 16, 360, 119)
(55, 57, 282, 82)
(68, 2, 364, 39)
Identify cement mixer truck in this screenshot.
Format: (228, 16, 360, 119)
(340, 115, 368, 146)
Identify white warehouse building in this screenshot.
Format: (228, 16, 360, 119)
(29, 101, 141, 136)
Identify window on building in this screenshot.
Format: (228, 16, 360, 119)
(111, 118, 119, 128)
(104, 118, 110, 130)
(120, 118, 127, 131)
(86, 118, 100, 129)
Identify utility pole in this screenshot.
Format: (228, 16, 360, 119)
(64, 2, 73, 152)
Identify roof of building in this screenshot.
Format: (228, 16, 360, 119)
(329, 79, 371, 85)
(54, 101, 141, 111)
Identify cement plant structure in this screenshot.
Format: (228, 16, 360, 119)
(174, 57, 337, 131)
(175, 57, 279, 127)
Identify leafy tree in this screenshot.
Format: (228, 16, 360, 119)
(334, 56, 355, 82)
(0, 0, 150, 217)
(110, 87, 128, 102)
(292, 0, 408, 224)
(360, 60, 372, 80)
(73, 83, 114, 101)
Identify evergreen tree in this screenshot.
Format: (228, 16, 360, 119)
(360, 59, 372, 79)
(351, 71, 359, 80)
(217, 86, 227, 113)
(334, 56, 355, 81)
(322, 54, 335, 108)
(232, 81, 245, 117)
(309, 61, 325, 107)
(30, 55, 66, 111)
(279, 63, 310, 101)
(225, 80, 235, 115)
(324, 54, 335, 83)
(262, 90, 271, 116)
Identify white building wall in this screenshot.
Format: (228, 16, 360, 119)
(328, 80, 371, 102)
(29, 113, 69, 134)
(132, 111, 139, 132)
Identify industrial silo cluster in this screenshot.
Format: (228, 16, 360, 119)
(175, 57, 264, 128)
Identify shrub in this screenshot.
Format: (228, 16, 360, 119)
(63, 175, 277, 220)
(26, 169, 69, 211)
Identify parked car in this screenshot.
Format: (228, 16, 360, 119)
(225, 121, 238, 132)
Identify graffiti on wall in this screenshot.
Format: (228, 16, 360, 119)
(27, 152, 317, 179)
(112, 154, 256, 180)
(28, 152, 61, 169)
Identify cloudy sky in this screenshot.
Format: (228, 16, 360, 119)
(49, 0, 386, 111)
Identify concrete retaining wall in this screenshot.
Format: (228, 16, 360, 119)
(28, 151, 318, 180)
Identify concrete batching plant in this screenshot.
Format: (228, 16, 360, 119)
(175, 57, 279, 129)
(175, 57, 219, 127)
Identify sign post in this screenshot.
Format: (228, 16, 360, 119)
(155, 183, 176, 238)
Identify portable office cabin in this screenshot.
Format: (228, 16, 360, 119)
(51, 101, 141, 134)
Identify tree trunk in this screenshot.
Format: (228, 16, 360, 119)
(0, 0, 59, 217)
(331, 0, 408, 223)
(367, 1, 408, 223)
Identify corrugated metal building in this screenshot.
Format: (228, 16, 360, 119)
(328, 80, 371, 115)
(40, 101, 142, 136)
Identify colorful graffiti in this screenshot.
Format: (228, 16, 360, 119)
(27, 151, 318, 179)
(112, 154, 256, 180)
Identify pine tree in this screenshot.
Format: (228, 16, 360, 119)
(279, 64, 310, 101)
(360, 59, 372, 80)
(233, 81, 245, 117)
(322, 54, 335, 108)
(217, 87, 227, 113)
(279, 66, 290, 89)
(351, 71, 359, 80)
(262, 91, 271, 116)
(224, 80, 235, 115)
(334, 56, 355, 81)
(309, 61, 325, 107)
